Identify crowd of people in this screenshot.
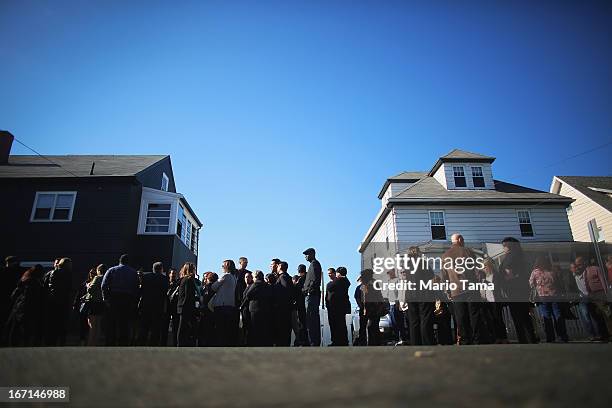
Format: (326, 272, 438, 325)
(1, 237, 611, 348)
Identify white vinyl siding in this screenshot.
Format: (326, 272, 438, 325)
(381, 182, 415, 206)
(555, 180, 611, 242)
(394, 205, 572, 243)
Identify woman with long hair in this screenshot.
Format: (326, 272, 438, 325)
(86, 264, 106, 346)
(177, 262, 197, 346)
(529, 256, 568, 342)
(3, 265, 45, 346)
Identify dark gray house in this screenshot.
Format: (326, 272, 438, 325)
(0, 131, 202, 283)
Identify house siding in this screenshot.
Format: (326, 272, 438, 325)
(136, 156, 176, 192)
(441, 163, 494, 190)
(557, 182, 612, 242)
(394, 205, 573, 244)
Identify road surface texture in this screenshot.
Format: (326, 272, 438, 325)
(1, 344, 610, 407)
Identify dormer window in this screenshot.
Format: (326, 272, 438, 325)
(471, 166, 485, 188)
(161, 173, 169, 192)
(453, 166, 466, 187)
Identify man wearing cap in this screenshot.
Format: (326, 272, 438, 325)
(302, 248, 322, 346)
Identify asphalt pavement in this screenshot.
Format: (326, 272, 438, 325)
(1, 344, 611, 407)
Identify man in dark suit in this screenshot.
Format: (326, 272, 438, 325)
(137, 262, 169, 346)
(292, 264, 308, 346)
(326, 267, 351, 346)
(241, 270, 273, 346)
(274, 261, 295, 346)
(303, 248, 322, 346)
(43, 257, 73, 346)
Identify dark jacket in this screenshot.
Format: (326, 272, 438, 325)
(441, 244, 479, 299)
(241, 281, 273, 314)
(43, 267, 72, 305)
(101, 263, 138, 299)
(235, 268, 251, 306)
(275, 272, 295, 309)
(177, 276, 196, 315)
(303, 259, 322, 295)
(167, 279, 180, 314)
(498, 249, 531, 299)
(5, 277, 44, 346)
(326, 277, 351, 315)
(139, 272, 169, 314)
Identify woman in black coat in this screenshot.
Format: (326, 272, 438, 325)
(177, 263, 197, 347)
(4, 265, 45, 346)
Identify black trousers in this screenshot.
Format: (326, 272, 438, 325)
(177, 312, 196, 347)
(274, 308, 292, 346)
(366, 315, 381, 346)
(452, 293, 486, 345)
(482, 303, 508, 342)
(328, 308, 348, 346)
(198, 310, 215, 347)
(407, 302, 434, 345)
(138, 310, 163, 346)
(249, 310, 272, 346)
(105, 293, 136, 346)
(214, 306, 239, 346)
(508, 302, 537, 343)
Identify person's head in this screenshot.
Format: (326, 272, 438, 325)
(21, 264, 44, 282)
(574, 256, 587, 272)
(96, 264, 106, 276)
(244, 271, 253, 285)
(569, 262, 577, 274)
(58, 257, 72, 271)
(292, 274, 300, 284)
(359, 269, 374, 285)
(303, 248, 316, 262)
(119, 254, 129, 266)
(5, 256, 19, 268)
(327, 268, 336, 281)
(180, 262, 196, 278)
(87, 268, 97, 282)
(336, 266, 348, 278)
(265, 273, 277, 285)
(298, 264, 306, 275)
(533, 256, 552, 271)
(270, 258, 281, 273)
(501, 237, 521, 254)
(408, 246, 422, 259)
(152, 262, 164, 274)
(254, 270, 264, 282)
(451, 233, 464, 246)
(168, 268, 177, 281)
(386, 269, 396, 279)
(239, 257, 248, 269)
(279, 261, 288, 274)
(205, 272, 219, 284)
(222, 259, 236, 273)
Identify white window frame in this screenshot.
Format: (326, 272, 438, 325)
(30, 191, 77, 223)
(452, 166, 467, 188)
(161, 172, 169, 192)
(471, 166, 485, 188)
(516, 210, 535, 238)
(144, 202, 172, 233)
(428, 210, 447, 241)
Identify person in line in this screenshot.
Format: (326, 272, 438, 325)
(274, 261, 295, 346)
(569, 262, 600, 341)
(499, 237, 538, 344)
(1, 256, 26, 345)
(480, 258, 508, 344)
(165, 269, 180, 346)
(270, 258, 281, 277)
(240, 271, 254, 345)
(198, 272, 218, 346)
(102, 254, 139, 346)
(303, 248, 322, 346)
(211, 260, 238, 346)
(74, 268, 96, 346)
(3, 265, 44, 346)
(235, 257, 251, 307)
(385, 268, 409, 346)
(292, 265, 308, 346)
(575, 256, 611, 340)
(405, 246, 435, 346)
(359, 269, 386, 346)
(529, 256, 569, 343)
(177, 263, 197, 347)
(85, 264, 106, 346)
(353, 279, 367, 346)
(325, 267, 337, 342)
(441, 233, 485, 345)
(326, 266, 351, 346)
(241, 270, 273, 346)
(138, 262, 169, 346)
(43, 257, 73, 346)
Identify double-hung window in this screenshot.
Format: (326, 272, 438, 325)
(429, 211, 447, 240)
(31, 192, 77, 222)
(471, 166, 485, 188)
(145, 203, 171, 232)
(517, 210, 534, 237)
(453, 166, 466, 188)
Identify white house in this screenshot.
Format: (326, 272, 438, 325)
(359, 149, 574, 268)
(550, 176, 612, 243)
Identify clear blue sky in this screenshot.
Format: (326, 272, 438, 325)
(1, 1, 611, 283)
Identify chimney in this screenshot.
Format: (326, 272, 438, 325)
(0, 131, 15, 164)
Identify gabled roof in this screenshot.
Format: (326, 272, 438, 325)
(391, 176, 573, 204)
(555, 176, 612, 213)
(0, 155, 168, 178)
(377, 171, 427, 199)
(429, 149, 495, 175)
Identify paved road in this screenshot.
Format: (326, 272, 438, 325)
(1, 344, 611, 407)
